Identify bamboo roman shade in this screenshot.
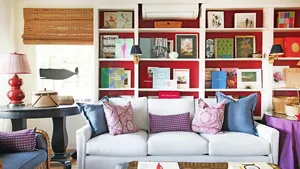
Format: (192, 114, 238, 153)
(22, 8, 94, 45)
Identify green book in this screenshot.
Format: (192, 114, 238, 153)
(215, 38, 233, 58)
(101, 68, 109, 88)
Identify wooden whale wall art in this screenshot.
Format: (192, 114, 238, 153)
(40, 67, 79, 80)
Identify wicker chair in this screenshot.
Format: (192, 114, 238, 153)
(0, 129, 50, 169)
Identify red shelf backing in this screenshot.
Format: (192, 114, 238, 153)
(206, 60, 262, 69)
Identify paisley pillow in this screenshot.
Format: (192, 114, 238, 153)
(192, 98, 225, 134)
(103, 101, 139, 135)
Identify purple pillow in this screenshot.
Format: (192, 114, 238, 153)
(149, 112, 192, 134)
(0, 128, 36, 152)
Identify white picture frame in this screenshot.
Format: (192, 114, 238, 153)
(273, 66, 289, 89)
(173, 69, 190, 89)
(207, 11, 224, 28)
(234, 13, 256, 28)
(237, 69, 261, 89)
(124, 70, 131, 88)
(164, 80, 177, 89)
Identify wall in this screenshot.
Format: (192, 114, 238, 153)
(5, 0, 298, 149)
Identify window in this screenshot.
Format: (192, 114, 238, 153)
(36, 45, 94, 103)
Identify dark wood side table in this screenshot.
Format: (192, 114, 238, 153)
(0, 104, 80, 169)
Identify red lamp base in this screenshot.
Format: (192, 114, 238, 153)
(7, 74, 25, 107)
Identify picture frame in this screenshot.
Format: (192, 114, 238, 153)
(124, 70, 131, 88)
(235, 36, 256, 58)
(234, 13, 256, 28)
(207, 11, 224, 28)
(173, 69, 190, 89)
(273, 66, 289, 88)
(175, 34, 198, 58)
(237, 69, 261, 89)
(103, 12, 118, 28)
(167, 40, 174, 53)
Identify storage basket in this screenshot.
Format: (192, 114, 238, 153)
(154, 21, 182, 28)
(32, 89, 59, 108)
(272, 90, 299, 115)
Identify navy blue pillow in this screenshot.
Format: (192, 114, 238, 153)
(216, 92, 258, 135)
(77, 97, 109, 137)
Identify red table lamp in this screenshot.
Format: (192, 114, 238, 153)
(0, 52, 31, 107)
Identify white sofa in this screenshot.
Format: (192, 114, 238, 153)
(76, 97, 279, 169)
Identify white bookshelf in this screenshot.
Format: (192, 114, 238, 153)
(206, 28, 268, 33)
(99, 88, 134, 91)
(139, 88, 199, 92)
(277, 57, 300, 60)
(138, 28, 201, 33)
(273, 28, 300, 32)
(273, 88, 300, 91)
(205, 58, 264, 61)
(205, 89, 264, 92)
(98, 28, 135, 33)
(140, 58, 199, 62)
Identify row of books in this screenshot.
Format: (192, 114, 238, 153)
(101, 68, 131, 88)
(150, 67, 190, 89)
(100, 35, 134, 58)
(206, 68, 262, 89)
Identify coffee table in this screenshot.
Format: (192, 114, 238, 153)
(115, 161, 280, 169)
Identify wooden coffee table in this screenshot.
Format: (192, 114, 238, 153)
(115, 161, 280, 169)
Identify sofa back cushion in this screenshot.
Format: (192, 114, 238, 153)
(109, 97, 148, 130)
(148, 98, 195, 120)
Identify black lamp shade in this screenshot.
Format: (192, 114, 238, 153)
(270, 44, 284, 56)
(130, 45, 142, 55)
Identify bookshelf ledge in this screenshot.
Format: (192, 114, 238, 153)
(98, 58, 133, 61)
(273, 28, 300, 32)
(205, 89, 263, 92)
(273, 88, 300, 91)
(98, 28, 135, 33)
(277, 57, 300, 60)
(205, 58, 264, 61)
(206, 28, 268, 32)
(139, 88, 199, 92)
(99, 88, 134, 91)
(140, 58, 199, 62)
(138, 28, 201, 33)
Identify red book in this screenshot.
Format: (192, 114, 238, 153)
(158, 91, 180, 99)
(284, 37, 300, 57)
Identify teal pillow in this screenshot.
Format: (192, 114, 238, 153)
(216, 92, 258, 135)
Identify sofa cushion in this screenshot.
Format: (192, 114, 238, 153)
(86, 130, 147, 156)
(148, 132, 208, 155)
(0, 128, 36, 152)
(148, 98, 195, 120)
(149, 112, 192, 134)
(201, 131, 270, 156)
(0, 149, 47, 169)
(109, 97, 148, 131)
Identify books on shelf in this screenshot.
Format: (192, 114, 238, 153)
(124, 70, 131, 88)
(215, 38, 234, 58)
(115, 38, 134, 58)
(101, 68, 109, 88)
(152, 68, 170, 89)
(212, 71, 226, 89)
(100, 35, 119, 58)
(173, 69, 190, 89)
(205, 68, 220, 88)
(109, 68, 125, 88)
(221, 68, 238, 88)
(140, 38, 152, 58)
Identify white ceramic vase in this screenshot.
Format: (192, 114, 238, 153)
(169, 52, 178, 59)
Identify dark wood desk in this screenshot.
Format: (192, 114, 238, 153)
(0, 104, 80, 169)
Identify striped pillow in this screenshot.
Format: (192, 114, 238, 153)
(0, 128, 36, 152)
(149, 112, 192, 134)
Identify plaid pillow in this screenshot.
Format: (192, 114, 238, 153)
(0, 128, 36, 152)
(149, 112, 192, 134)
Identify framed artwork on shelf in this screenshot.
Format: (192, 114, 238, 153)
(103, 12, 118, 28)
(152, 68, 170, 89)
(173, 69, 190, 89)
(115, 38, 134, 59)
(234, 13, 256, 28)
(237, 69, 261, 89)
(167, 40, 174, 53)
(277, 11, 295, 28)
(215, 38, 234, 58)
(164, 80, 177, 89)
(152, 38, 168, 58)
(176, 34, 198, 58)
(206, 39, 215, 58)
(207, 11, 224, 28)
(235, 36, 255, 58)
(273, 66, 289, 88)
(221, 68, 238, 89)
(100, 35, 119, 58)
(124, 70, 131, 88)
(117, 12, 133, 28)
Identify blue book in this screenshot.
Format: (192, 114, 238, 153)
(152, 68, 170, 89)
(212, 71, 226, 89)
(140, 38, 152, 58)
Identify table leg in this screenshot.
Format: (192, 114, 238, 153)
(11, 119, 27, 131)
(51, 117, 72, 169)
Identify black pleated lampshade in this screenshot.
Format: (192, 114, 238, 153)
(130, 45, 142, 55)
(270, 44, 284, 56)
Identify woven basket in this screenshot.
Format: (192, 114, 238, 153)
(154, 21, 182, 28)
(272, 90, 299, 114)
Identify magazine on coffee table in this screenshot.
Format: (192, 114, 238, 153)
(137, 162, 179, 169)
(228, 162, 273, 169)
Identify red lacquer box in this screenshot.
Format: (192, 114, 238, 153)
(284, 37, 300, 57)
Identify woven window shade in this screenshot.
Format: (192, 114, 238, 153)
(22, 8, 94, 45)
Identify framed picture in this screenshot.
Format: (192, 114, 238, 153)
(207, 11, 224, 28)
(234, 13, 256, 28)
(215, 38, 234, 58)
(103, 12, 118, 28)
(173, 69, 190, 89)
(164, 80, 177, 89)
(176, 34, 198, 58)
(235, 36, 255, 58)
(237, 69, 261, 89)
(273, 66, 289, 88)
(167, 40, 174, 53)
(152, 38, 168, 58)
(117, 12, 133, 28)
(124, 70, 131, 88)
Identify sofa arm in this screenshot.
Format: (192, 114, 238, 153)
(76, 125, 92, 169)
(255, 122, 279, 165)
(36, 129, 51, 169)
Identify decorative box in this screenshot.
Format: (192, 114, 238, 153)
(284, 37, 300, 57)
(32, 89, 59, 108)
(154, 21, 182, 28)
